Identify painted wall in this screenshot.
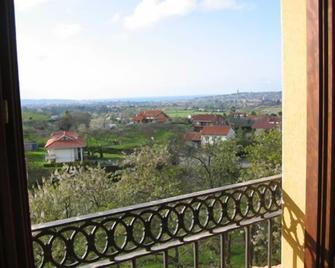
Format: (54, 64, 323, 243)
(282, 0, 307, 267)
(48, 148, 77, 163)
(201, 129, 235, 145)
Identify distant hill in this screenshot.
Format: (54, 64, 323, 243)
(21, 91, 281, 108)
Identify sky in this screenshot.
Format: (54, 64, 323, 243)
(14, 0, 282, 100)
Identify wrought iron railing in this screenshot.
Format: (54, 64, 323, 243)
(31, 175, 282, 268)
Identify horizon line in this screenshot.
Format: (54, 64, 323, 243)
(20, 90, 282, 102)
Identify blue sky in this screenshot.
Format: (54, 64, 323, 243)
(14, 0, 281, 99)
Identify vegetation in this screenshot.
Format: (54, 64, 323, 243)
(116, 145, 183, 205)
(29, 165, 116, 223)
(242, 129, 282, 180)
(182, 140, 241, 191)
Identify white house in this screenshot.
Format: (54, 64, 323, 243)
(200, 125, 235, 145)
(45, 131, 86, 163)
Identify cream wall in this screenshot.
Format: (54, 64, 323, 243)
(282, 0, 307, 267)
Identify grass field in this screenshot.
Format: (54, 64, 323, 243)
(240, 105, 282, 115)
(25, 149, 46, 168)
(22, 111, 49, 122)
(86, 122, 189, 150)
(164, 106, 281, 118)
(164, 108, 218, 118)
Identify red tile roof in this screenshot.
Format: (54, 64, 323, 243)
(201, 125, 232, 136)
(133, 110, 170, 122)
(246, 115, 259, 121)
(184, 131, 201, 142)
(45, 131, 86, 149)
(252, 117, 282, 130)
(191, 114, 224, 122)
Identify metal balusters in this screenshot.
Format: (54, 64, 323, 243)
(193, 241, 199, 268)
(163, 250, 169, 268)
(30, 175, 282, 268)
(268, 219, 273, 268)
(131, 258, 137, 268)
(220, 233, 226, 268)
(245, 226, 251, 268)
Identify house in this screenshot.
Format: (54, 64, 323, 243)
(191, 114, 226, 131)
(251, 116, 282, 132)
(200, 125, 235, 145)
(185, 124, 235, 146)
(184, 131, 201, 147)
(45, 131, 86, 163)
(133, 110, 170, 123)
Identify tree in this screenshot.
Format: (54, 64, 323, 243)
(58, 111, 74, 130)
(184, 140, 240, 190)
(242, 129, 282, 180)
(115, 145, 183, 206)
(235, 128, 252, 157)
(241, 130, 282, 266)
(71, 111, 91, 128)
(29, 165, 116, 224)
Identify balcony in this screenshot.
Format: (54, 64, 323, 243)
(32, 175, 282, 267)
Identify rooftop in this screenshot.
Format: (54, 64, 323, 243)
(200, 125, 232, 136)
(45, 131, 86, 149)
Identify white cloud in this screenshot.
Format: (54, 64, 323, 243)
(53, 24, 82, 40)
(123, 0, 197, 31)
(201, 0, 244, 10)
(112, 13, 121, 23)
(14, 0, 52, 11)
(122, 0, 244, 31)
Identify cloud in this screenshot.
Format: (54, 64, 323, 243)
(53, 24, 82, 40)
(201, 0, 244, 10)
(122, 0, 244, 31)
(123, 0, 197, 31)
(14, 0, 53, 11)
(112, 13, 121, 23)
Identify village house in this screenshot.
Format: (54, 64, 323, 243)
(200, 125, 235, 145)
(184, 131, 201, 147)
(190, 114, 226, 131)
(133, 110, 170, 123)
(185, 125, 235, 146)
(251, 116, 282, 133)
(45, 131, 86, 163)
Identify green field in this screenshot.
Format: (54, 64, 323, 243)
(240, 105, 282, 115)
(164, 106, 281, 118)
(164, 108, 218, 118)
(22, 111, 49, 122)
(86, 123, 188, 149)
(25, 149, 46, 168)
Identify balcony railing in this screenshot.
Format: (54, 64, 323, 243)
(31, 175, 282, 268)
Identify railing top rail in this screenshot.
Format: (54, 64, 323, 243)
(32, 174, 281, 231)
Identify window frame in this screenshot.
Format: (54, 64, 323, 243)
(305, 0, 335, 266)
(0, 0, 34, 267)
